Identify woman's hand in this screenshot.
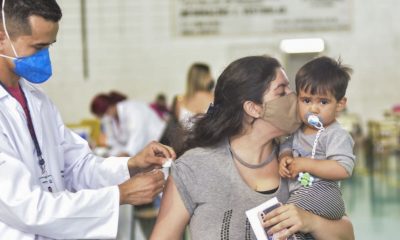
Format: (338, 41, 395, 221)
(262, 204, 354, 240)
(262, 203, 315, 239)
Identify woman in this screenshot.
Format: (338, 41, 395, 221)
(160, 63, 214, 156)
(150, 56, 354, 240)
(90, 91, 166, 157)
(174, 62, 214, 129)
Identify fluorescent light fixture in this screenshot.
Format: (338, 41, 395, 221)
(280, 38, 324, 54)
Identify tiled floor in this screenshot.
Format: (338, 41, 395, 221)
(342, 151, 400, 240)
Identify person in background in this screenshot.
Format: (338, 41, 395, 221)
(392, 104, 400, 114)
(150, 93, 170, 121)
(174, 62, 214, 129)
(91, 91, 166, 157)
(0, 0, 175, 239)
(278, 56, 355, 240)
(150, 56, 354, 240)
(160, 63, 214, 157)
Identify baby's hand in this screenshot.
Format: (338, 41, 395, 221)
(288, 157, 308, 178)
(279, 156, 293, 178)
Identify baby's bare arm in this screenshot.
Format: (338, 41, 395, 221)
(289, 157, 350, 180)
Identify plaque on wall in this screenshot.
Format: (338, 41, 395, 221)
(172, 0, 352, 36)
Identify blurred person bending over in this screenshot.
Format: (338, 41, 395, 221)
(0, 0, 175, 239)
(91, 91, 167, 157)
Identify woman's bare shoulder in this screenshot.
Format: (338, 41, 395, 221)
(196, 91, 214, 100)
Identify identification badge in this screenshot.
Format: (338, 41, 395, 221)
(39, 175, 54, 192)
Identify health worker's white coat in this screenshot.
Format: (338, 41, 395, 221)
(102, 100, 166, 156)
(0, 80, 130, 239)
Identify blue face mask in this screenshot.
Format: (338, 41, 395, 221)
(12, 48, 53, 84)
(1, 0, 52, 84)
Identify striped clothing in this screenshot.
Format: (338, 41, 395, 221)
(287, 181, 345, 240)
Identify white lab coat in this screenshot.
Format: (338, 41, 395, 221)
(102, 100, 166, 156)
(0, 80, 130, 240)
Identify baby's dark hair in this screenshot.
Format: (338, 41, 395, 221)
(295, 56, 352, 101)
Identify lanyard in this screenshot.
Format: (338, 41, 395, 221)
(0, 81, 52, 190)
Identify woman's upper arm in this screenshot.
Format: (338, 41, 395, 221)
(150, 176, 190, 240)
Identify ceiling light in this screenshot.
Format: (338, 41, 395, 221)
(280, 38, 325, 54)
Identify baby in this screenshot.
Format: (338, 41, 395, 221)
(279, 56, 355, 240)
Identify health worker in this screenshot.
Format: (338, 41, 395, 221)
(0, 0, 175, 239)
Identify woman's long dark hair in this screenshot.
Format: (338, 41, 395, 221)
(184, 55, 281, 151)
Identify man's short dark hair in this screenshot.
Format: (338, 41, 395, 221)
(295, 56, 353, 101)
(0, 0, 62, 39)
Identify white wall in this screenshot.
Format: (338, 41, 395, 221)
(44, 0, 400, 129)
